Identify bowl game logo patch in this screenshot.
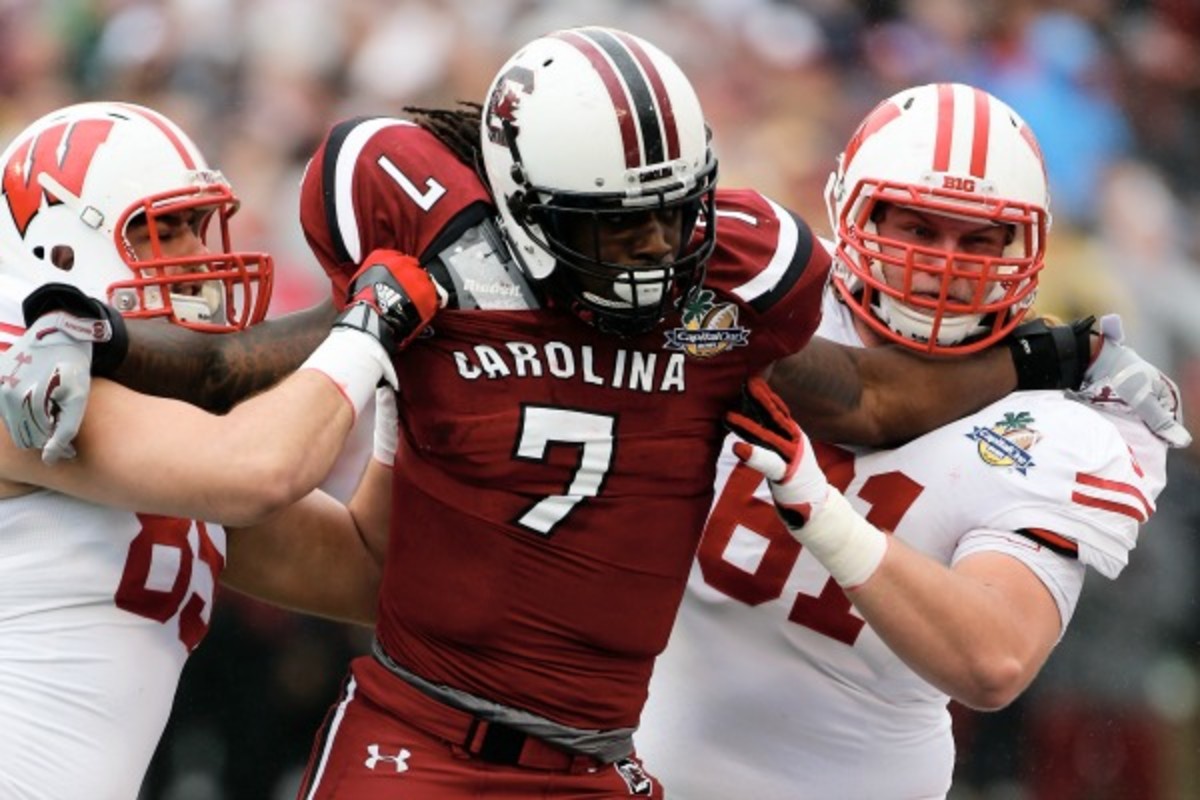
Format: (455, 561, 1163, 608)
(664, 289, 749, 359)
(966, 411, 1040, 475)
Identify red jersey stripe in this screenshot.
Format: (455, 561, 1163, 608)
(1071, 491, 1149, 522)
(1126, 445, 1145, 479)
(1076, 472, 1152, 518)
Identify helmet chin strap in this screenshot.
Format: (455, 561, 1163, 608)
(873, 290, 984, 347)
(140, 280, 228, 324)
(172, 280, 226, 324)
(38, 173, 105, 231)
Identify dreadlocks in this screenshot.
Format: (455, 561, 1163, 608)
(404, 103, 484, 175)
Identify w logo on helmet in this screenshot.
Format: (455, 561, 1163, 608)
(1, 118, 115, 236)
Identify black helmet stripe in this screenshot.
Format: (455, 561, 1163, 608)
(552, 28, 678, 170)
(610, 29, 681, 162)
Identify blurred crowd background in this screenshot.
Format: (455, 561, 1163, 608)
(2, 0, 1198, 798)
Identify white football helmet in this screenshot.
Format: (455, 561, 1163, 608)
(0, 102, 272, 331)
(825, 83, 1049, 354)
(480, 26, 717, 336)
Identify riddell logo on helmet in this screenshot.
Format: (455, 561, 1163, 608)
(2, 118, 116, 236)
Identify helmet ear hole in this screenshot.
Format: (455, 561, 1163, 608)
(51, 245, 75, 271)
(508, 190, 530, 224)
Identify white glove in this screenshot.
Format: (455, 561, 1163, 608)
(726, 377, 888, 588)
(0, 312, 109, 464)
(1071, 314, 1192, 448)
(725, 376, 830, 526)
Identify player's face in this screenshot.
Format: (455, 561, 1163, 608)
(873, 204, 1012, 305)
(126, 207, 209, 258)
(126, 206, 214, 293)
(124, 205, 229, 323)
(557, 207, 684, 301)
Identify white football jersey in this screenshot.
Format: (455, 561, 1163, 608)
(0, 288, 226, 800)
(637, 291, 1167, 800)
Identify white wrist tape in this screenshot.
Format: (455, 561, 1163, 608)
(372, 386, 399, 466)
(792, 488, 888, 589)
(300, 329, 393, 420)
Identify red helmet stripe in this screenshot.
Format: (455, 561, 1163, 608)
(114, 102, 198, 169)
(553, 31, 640, 168)
(842, 100, 901, 171)
(611, 29, 680, 160)
(969, 87, 991, 177)
(933, 83, 955, 172)
(1017, 122, 1048, 184)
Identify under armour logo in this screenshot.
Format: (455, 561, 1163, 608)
(364, 744, 411, 773)
(1089, 386, 1124, 405)
(0, 351, 32, 387)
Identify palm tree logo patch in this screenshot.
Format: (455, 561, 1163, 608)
(966, 411, 1040, 474)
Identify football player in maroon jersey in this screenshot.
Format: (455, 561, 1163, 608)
(0, 27, 1184, 799)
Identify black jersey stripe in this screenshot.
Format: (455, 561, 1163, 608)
(1015, 527, 1080, 558)
(746, 208, 817, 314)
(319, 115, 384, 265)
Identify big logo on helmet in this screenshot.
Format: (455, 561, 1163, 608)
(2, 118, 115, 236)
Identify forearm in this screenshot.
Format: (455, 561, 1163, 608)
(214, 370, 360, 518)
(771, 339, 1017, 446)
(113, 301, 336, 412)
(224, 489, 382, 626)
(6, 370, 357, 525)
(847, 542, 1059, 710)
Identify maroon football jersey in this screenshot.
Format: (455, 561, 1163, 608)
(300, 117, 828, 729)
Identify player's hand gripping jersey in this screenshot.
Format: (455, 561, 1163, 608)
(0, 287, 224, 800)
(636, 289, 1166, 800)
(299, 118, 828, 731)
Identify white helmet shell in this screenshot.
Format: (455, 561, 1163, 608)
(0, 102, 273, 330)
(479, 27, 717, 335)
(825, 83, 1050, 354)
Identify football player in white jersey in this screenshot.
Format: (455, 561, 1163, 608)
(0, 102, 434, 800)
(636, 83, 1174, 799)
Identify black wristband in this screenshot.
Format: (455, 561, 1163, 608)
(1005, 315, 1095, 391)
(21, 282, 130, 377)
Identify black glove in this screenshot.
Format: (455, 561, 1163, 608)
(22, 283, 129, 376)
(1005, 316, 1094, 391)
